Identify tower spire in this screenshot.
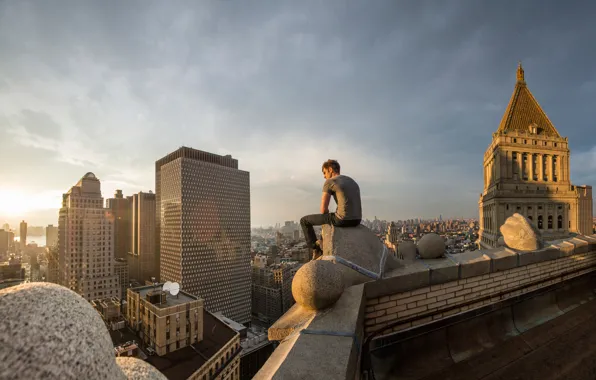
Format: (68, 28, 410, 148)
(516, 61, 525, 83)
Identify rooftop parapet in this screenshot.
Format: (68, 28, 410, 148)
(256, 219, 596, 379)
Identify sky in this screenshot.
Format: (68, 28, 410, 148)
(1, 1, 596, 228)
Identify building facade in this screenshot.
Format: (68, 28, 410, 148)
(478, 64, 594, 248)
(106, 190, 132, 260)
(129, 191, 157, 283)
(251, 258, 298, 324)
(114, 258, 129, 299)
(0, 229, 9, 258)
(46, 224, 58, 248)
(156, 147, 251, 324)
(58, 173, 120, 300)
(126, 284, 204, 355)
(19, 220, 27, 249)
(46, 245, 60, 284)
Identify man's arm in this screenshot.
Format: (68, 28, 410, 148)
(320, 192, 331, 214)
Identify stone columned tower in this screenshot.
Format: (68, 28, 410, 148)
(478, 63, 593, 248)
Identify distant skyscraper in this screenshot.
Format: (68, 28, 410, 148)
(58, 172, 120, 300)
(46, 224, 58, 248)
(106, 190, 132, 260)
(129, 191, 157, 283)
(19, 220, 27, 248)
(478, 63, 593, 248)
(0, 229, 9, 257)
(2, 223, 9, 231)
(156, 147, 251, 323)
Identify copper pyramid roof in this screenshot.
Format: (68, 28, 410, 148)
(496, 63, 561, 137)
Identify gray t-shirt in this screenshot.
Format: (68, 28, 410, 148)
(322, 175, 362, 220)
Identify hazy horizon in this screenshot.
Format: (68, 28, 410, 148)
(2, 1, 596, 227)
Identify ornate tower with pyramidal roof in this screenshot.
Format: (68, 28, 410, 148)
(478, 63, 593, 248)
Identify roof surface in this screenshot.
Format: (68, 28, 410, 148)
(496, 63, 561, 137)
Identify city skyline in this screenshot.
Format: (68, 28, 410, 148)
(2, 1, 596, 227)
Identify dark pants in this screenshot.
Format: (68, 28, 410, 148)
(300, 213, 361, 249)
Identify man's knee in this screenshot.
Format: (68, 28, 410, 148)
(300, 216, 309, 226)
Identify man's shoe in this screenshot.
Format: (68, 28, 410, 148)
(311, 246, 323, 260)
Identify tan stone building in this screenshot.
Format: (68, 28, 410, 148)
(127, 283, 241, 379)
(57, 173, 121, 300)
(478, 64, 593, 248)
(126, 284, 204, 355)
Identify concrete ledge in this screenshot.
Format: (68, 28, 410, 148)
(268, 305, 317, 341)
(365, 261, 429, 299)
(576, 235, 596, 252)
(257, 285, 365, 380)
(448, 251, 491, 279)
(551, 240, 575, 257)
(421, 258, 459, 285)
(484, 248, 518, 272)
(570, 237, 590, 254)
(363, 236, 591, 300)
(517, 246, 561, 266)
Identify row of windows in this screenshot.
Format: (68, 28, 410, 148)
(512, 137, 559, 148)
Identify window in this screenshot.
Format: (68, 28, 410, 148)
(522, 153, 528, 180)
(548, 215, 553, 229)
(514, 138, 517, 143)
(538, 215, 543, 229)
(557, 215, 563, 229)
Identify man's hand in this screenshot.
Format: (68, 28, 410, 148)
(320, 192, 331, 214)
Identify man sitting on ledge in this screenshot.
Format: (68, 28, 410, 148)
(300, 159, 362, 259)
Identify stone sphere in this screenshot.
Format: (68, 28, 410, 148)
(398, 241, 417, 261)
(116, 357, 167, 380)
(417, 233, 446, 259)
(0, 283, 126, 380)
(292, 260, 344, 310)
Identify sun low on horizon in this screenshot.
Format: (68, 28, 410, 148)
(0, 188, 62, 225)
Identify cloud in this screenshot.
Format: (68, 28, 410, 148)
(16, 109, 62, 139)
(1, 1, 596, 225)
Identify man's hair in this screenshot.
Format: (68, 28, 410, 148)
(322, 159, 340, 174)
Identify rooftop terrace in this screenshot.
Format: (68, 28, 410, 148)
(131, 284, 197, 308)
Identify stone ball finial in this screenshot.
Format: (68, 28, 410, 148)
(398, 241, 417, 261)
(292, 260, 344, 310)
(116, 357, 167, 380)
(500, 213, 543, 251)
(417, 233, 446, 259)
(0, 283, 126, 380)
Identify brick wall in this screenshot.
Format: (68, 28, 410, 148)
(365, 251, 596, 336)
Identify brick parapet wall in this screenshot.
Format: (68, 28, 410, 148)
(365, 238, 596, 336)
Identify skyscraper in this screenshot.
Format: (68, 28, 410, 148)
(106, 190, 132, 260)
(19, 220, 27, 249)
(58, 172, 120, 300)
(156, 147, 251, 323)
(46, 224, 58, 248)
(129, 191, 156, 283)
(478, 63, 593, 248)
(0, 229, 9, 257)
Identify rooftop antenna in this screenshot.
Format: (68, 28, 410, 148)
(162, 281, 173, 293)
